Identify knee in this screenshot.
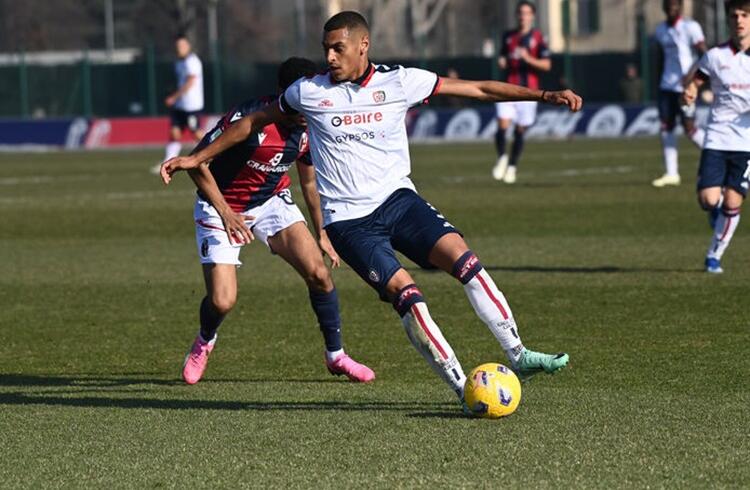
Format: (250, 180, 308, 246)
(305, 264, 332, 292)
(514, 126, 526, 136)
(698, 194, 720, 211)
(210, 293, 236, 316)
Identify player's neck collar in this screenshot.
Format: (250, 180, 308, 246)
(667, 15, 681, 27)
(331, 63, 375, 87)
(727, 39, 750, 55)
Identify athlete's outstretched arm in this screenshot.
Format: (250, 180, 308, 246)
(187, 164, 254, 245)
(160, 102, 288, 184)
(296, 161, 340, 268)
(437, 77, 583, 111)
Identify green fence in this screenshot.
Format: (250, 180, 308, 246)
(0, 50, 658, 119)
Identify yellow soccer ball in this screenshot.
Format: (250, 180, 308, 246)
(464, 363, 521, 419)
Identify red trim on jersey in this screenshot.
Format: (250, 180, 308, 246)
(432, 76, 444, 96)
(475, 271, 509, 320)
(359, 64, 376, 87)
(411, 305, 449, 361)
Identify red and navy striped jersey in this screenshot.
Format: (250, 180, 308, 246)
(500, 28, 550, 89)
(192, 95, 311, 212)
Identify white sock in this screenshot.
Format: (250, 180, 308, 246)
(689, 127, 705, 148)
(707, 208, 741, 260)
(401, 302, 466, 397)
(661, 131, 679, 176)
(325, 348, 344, 362)
(462, 268, 524, 363)
(164, 141, 181, 161)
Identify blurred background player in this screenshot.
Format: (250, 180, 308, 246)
(163, 11, 580, 411)
(652, 0, 707, 187)
(151, 35, 205, 174)
(683, 0, 750, 273)
(491, 1, 551, 184)
(160, 57, 374, 384)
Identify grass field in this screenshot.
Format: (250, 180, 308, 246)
(1, 139, 748, 488)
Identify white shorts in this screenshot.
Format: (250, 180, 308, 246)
(194, 189, 306, 265)
(494, 101, 538, 127)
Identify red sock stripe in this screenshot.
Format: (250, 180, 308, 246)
(719, 215, 735, 241)
(411, 305, 449, 360)
(475, 272, 509, 320)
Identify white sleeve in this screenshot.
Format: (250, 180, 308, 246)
(187, 55, 202, 76)
(689, 21, 705, 45)
(400, 67, 441, 107)
(280, 78, 303, 114)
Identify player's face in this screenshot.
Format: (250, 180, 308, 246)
(662, 0, 681, 19)
(175, 39, 191, 58)
(323, 27, 369, 82)
(728, 8, 750, 41)
(517, 5, 535, 31)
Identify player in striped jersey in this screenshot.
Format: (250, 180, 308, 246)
(491, 1, 551, 184)
(161, 57, 374, 384)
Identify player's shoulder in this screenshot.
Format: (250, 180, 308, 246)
(654, 21, 668, 33)
(502, 29, 517, 41)
(706, 41, 731, 57)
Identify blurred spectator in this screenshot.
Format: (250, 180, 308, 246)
(619, 63, 643, 104)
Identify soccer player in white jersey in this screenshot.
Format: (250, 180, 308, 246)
(162, 11, 582, 412)
(682, 0, 750, 273)
(653, 0, 708, 188)
(152, 36, 205, 174)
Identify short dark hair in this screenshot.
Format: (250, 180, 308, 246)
(725, 0, 750, 12)
(324, 11, 369, 33)
(517, 1, 536, 14)
(277, 57, 317, 90)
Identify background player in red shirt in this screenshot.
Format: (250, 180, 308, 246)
(492, 1, 551, 184)
(162, 57, 374, 385)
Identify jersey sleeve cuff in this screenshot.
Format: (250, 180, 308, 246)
(696, 69, 710, 82)
(279, 95, 298, 115)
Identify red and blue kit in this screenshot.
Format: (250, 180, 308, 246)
(192, 95, 311, 212)
(500, 28, 550, 89)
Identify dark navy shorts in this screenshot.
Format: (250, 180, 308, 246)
(325, 189, 461, 301)
(169, 109, 201, 132)
(697, 149, 750, 197)
(657, 90, 691, 130)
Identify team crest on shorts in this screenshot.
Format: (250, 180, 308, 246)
(368, 270, 380, 282)
(201, 238, 209, 258)
(372, 90, 386, 103)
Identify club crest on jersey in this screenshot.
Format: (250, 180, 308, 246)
(372, 90, 386, 103)
(368, 270, 380, 283)
(318, 99, 334, 108)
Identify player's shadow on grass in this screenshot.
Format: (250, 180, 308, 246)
(0, 374, 459, 414)
(0, 391, 453, 413)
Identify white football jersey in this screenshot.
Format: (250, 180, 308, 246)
(655, 18, 705, 93)
(697, 43, 750, 152)
(174, 53, 204, 112)
(280, 64, 441, 225)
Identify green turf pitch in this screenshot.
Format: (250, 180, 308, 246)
(0, 139, 747, 488)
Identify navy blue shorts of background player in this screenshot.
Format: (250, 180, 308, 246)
(697, 149, 750, 197)
(169, 109, 201, 132)
(658, 90, 691, 130)
(325, 189, 461, 301)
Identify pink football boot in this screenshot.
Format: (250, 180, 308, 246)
(326, 353, 375, 383)
(182, 334, 216, 385)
